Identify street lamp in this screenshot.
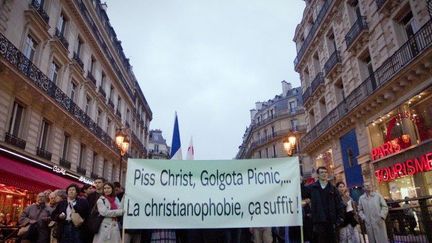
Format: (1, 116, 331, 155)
(283, 134, 297, 156)
(115, 128, 130, 183)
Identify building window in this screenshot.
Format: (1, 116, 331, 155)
(9, 102, 25, 137)
(289, 101, 297, 112)
(102, 159, 107, 178)
(38, 119, 50, 149)
(62, 133, 70, 159)
(70, 81, 78, 102)
(117, 97, 122, 111)
(96, 108, 102, 126)
(90, 56, 96, 74)
(109, 85, 114, 101)
(79, 144, 86, 168)
(23, 35, 37, 61)
(92, 152, 98, 174)
(319, 98, 327, 117)
(258, 150, 262, 159)
(126, 109, 130, 124)
(85, 96, 91, 115)
(48, 61, 60, 84)
(101, 72, 106, 89)
(291, 119, 298, 130)
(400, 11, 418, 39)
(265, 148, 269, 158)
(56, 12, 67, 35)
(334, 79, 345, 103)
(106, 118, 111, 133)
(271, 126, 275, 137)
(273, 144, 277, 158)
(155, 144, 159, 152)
(76, 37, 83, 57)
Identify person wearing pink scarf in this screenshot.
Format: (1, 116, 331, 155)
(92, 183, 123, 243)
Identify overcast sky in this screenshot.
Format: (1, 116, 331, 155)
(105, 0, 305, 160)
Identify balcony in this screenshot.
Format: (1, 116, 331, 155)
(98, 87, 106, 98)
(301, 19, 432, 151)
(346, 16, 368, 53)
(324, 50, 341, 79)
(59, 158, 71, 169)
(54, 28, 69, 50)
(36, 147, 52, 161)
(29, 0, 49, 25)
(0, 33, 118, 153)
(87, 72, 96, 87)
(294, 0, 333, 70)
(5, 132, 26, 149)
(72, 52, 84, 70)
(77, 166, 86, 175)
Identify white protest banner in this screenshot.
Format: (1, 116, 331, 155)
(124, 158, 302, 229)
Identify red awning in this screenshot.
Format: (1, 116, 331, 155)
(0, 154, 82, 192)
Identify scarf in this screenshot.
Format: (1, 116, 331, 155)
(106, 196, 118, 210)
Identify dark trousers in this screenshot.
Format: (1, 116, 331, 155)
(60, 223, 82, 243)
(312, 223, 336, 243)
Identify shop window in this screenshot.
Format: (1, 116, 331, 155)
(8, 102, 25, 137)
(315, 149, 335, 176)
(368, 89, 432, 159)
(38, 119, 50, 150)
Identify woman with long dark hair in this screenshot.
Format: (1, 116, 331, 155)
(336, 182, 360, 243)
(92, 182, 123, 243)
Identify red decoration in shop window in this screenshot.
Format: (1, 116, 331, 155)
(375, 152, 432, 183)
(371, 140, 401, 161)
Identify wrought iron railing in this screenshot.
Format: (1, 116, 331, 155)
(29, 0, 49, 24)
(0, 33, 117, 152)
(385, 196, 432, 243)
(4, 132, 26, 149)
(429, 0, 432, 16)
(54, 28, 69, 50)
(346, 16, 368, 48)
(324, 50, 341, 76)
(311, 72, 324, 94)
(73, 52, 84, 69)
(294, 0, 333, 68)
(59, 158, 71, 169)
(36, 146, 52, 161)
(301, 20, 432, 150)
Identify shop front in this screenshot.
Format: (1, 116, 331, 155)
(368, 87, 432, 200)
(0, 146, 93, 228)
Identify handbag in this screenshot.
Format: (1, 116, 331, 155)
(17, 224, 30, 237)
(71, 208, 84, 227)
(86, 198, 105, 234)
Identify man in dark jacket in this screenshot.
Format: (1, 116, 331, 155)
(19, 192, 52, 243)
(304, 166, 345, 243)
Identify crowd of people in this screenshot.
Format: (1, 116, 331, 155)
(4, 167, 414, 243)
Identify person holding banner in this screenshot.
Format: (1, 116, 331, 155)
(305, 166, 345, 243)
(92, 182, 124, 243)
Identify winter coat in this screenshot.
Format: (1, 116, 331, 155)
(92, 196, 123, 243)
(305, 181, 345, 226)
(358, 192, 388, 243)
(19, 203, 52, 243)
(51, 198, 90, 242)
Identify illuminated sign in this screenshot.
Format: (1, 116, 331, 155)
(52, 165, 66, 175)
(375, 152, 432, 183)
(371, 141, 401, 161)
(79, 176, 94, 185)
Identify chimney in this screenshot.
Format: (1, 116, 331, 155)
(250, 109, 257, 121)
(255, 102, 263, 110)
(281, 80, 292, 96)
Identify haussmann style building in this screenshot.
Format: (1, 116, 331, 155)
(0, 0, 152, 222)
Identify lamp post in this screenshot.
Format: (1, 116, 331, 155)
(115, 128, 130, 184)
(283, 132, 302, 243)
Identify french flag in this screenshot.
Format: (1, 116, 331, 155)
(170, 112, 182, 160)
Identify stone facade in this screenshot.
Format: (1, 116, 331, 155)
(0, 0, 152, 184)
(236, 81, 311, 176)
(148, 129, 170, 160)
(294, 0, 432, 188)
